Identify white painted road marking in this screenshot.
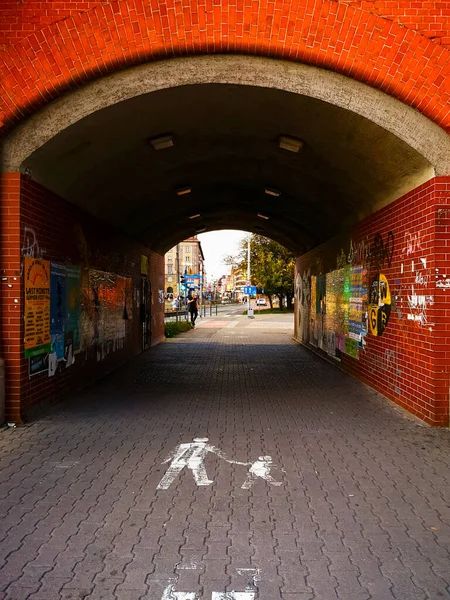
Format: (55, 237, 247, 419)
(157, 438, 248, 490)
(161, 587, 255, 600)
(161, 585, 199, 599)
(158, 439, 283, 490)
(241, 456, 282, 489)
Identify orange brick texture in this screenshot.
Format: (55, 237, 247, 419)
(0, 176, 165, 424)
(0, 173, 23, 424)
(296, 176, 450, 427)
(2, 0, 450, 51)
(1, 0, 450, 134)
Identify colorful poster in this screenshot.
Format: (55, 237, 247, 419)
(345, 337, 359, 359)
(24, 258, 51, 358)
(81, 269, 133, 351)
(50, 263, 67, 360)
(348, 265, 368, 341)
(66, 265, 81, 352)
(49, 263, 81, 363)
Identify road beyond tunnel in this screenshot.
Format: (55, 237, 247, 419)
(1, 313, 449, 600)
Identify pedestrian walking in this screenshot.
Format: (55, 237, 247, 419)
(187, 293, 199, 326)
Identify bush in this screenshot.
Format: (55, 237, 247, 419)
(165, 321, 193, 338)
(242, 307, 294, 315)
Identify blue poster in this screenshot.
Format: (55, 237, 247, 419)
(50, 263, 67, 360)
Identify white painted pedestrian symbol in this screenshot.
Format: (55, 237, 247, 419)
(157, 439, 282, 490)
(157, 438, 247, 490)
(242, 456, 282, 490)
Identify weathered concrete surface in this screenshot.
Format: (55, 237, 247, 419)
(0, 313, 449, 599)
(3, 56, 447, 178)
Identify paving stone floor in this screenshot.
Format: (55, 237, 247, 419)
(1, 314, 450, 600)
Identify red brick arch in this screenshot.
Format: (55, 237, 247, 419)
(1, 0, 450, 134)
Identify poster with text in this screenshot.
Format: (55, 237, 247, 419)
(24, 258, 51, 358)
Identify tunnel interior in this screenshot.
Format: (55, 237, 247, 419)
(21, 83, 434, 253)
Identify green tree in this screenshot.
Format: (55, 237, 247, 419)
(231, 235, 296, 309)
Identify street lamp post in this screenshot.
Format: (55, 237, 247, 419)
(247, 233, 253, 318)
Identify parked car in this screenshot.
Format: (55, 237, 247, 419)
(256, 297, 267, 306)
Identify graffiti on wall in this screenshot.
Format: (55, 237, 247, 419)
(370, 231, 394, 270)
(81, 269, 133, 360)
(22, 226, 46, 260)
(295, 269, 311, 343)
(347, 237, 370, 265)
(403, 231, 423, 257)
(406, 288, 434, 325)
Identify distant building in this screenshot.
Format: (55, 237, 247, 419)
(216, 266, 246, 302)
(164, 236, 205, 300)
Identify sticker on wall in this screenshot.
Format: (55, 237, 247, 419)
(29, 353, 49, 376)
(48, 352, 57, 377)
(369, 273, 391, 336)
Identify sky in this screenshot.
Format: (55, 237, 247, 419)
(197, 230, 249, 281)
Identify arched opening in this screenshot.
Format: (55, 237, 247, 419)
(2, 57, 450, 426)
(4, 57, 447, 254)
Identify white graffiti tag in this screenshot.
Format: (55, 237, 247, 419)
(407, 286, 434, 325)
(21, 226, 46, 258)
(403, 231, 423, 256)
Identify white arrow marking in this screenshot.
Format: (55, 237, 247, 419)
(161, 584, 199, 599)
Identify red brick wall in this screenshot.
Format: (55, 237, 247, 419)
(295, 176, 450, 426)
(0, 173, 22, 422)
(1, 0, 450, 51)
(1, 175, 165, 423)
(339, 0, 450, 47)
(1, 1, 450, 135)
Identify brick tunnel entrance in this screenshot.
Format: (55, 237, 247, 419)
(1, 55, 450, 425)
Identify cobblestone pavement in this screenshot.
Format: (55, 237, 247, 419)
(1, 314, 450, 600)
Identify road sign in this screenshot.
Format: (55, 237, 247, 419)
(243, 286, 257, 295)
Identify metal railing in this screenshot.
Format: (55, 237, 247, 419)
(164, 304, 218, 322)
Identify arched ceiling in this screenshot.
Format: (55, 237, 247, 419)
(20, 81, 434, 254)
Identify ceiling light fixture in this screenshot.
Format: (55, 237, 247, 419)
(176, 187, 192, 196)
(279, 135, 303, 153)
(149, 135, 174, 150)
(189, 213, 201, 220)
(265, 187, 281, 197)
(257, 213, 270, 220)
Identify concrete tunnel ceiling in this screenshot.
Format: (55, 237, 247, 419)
(20, 79, 436, 254)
